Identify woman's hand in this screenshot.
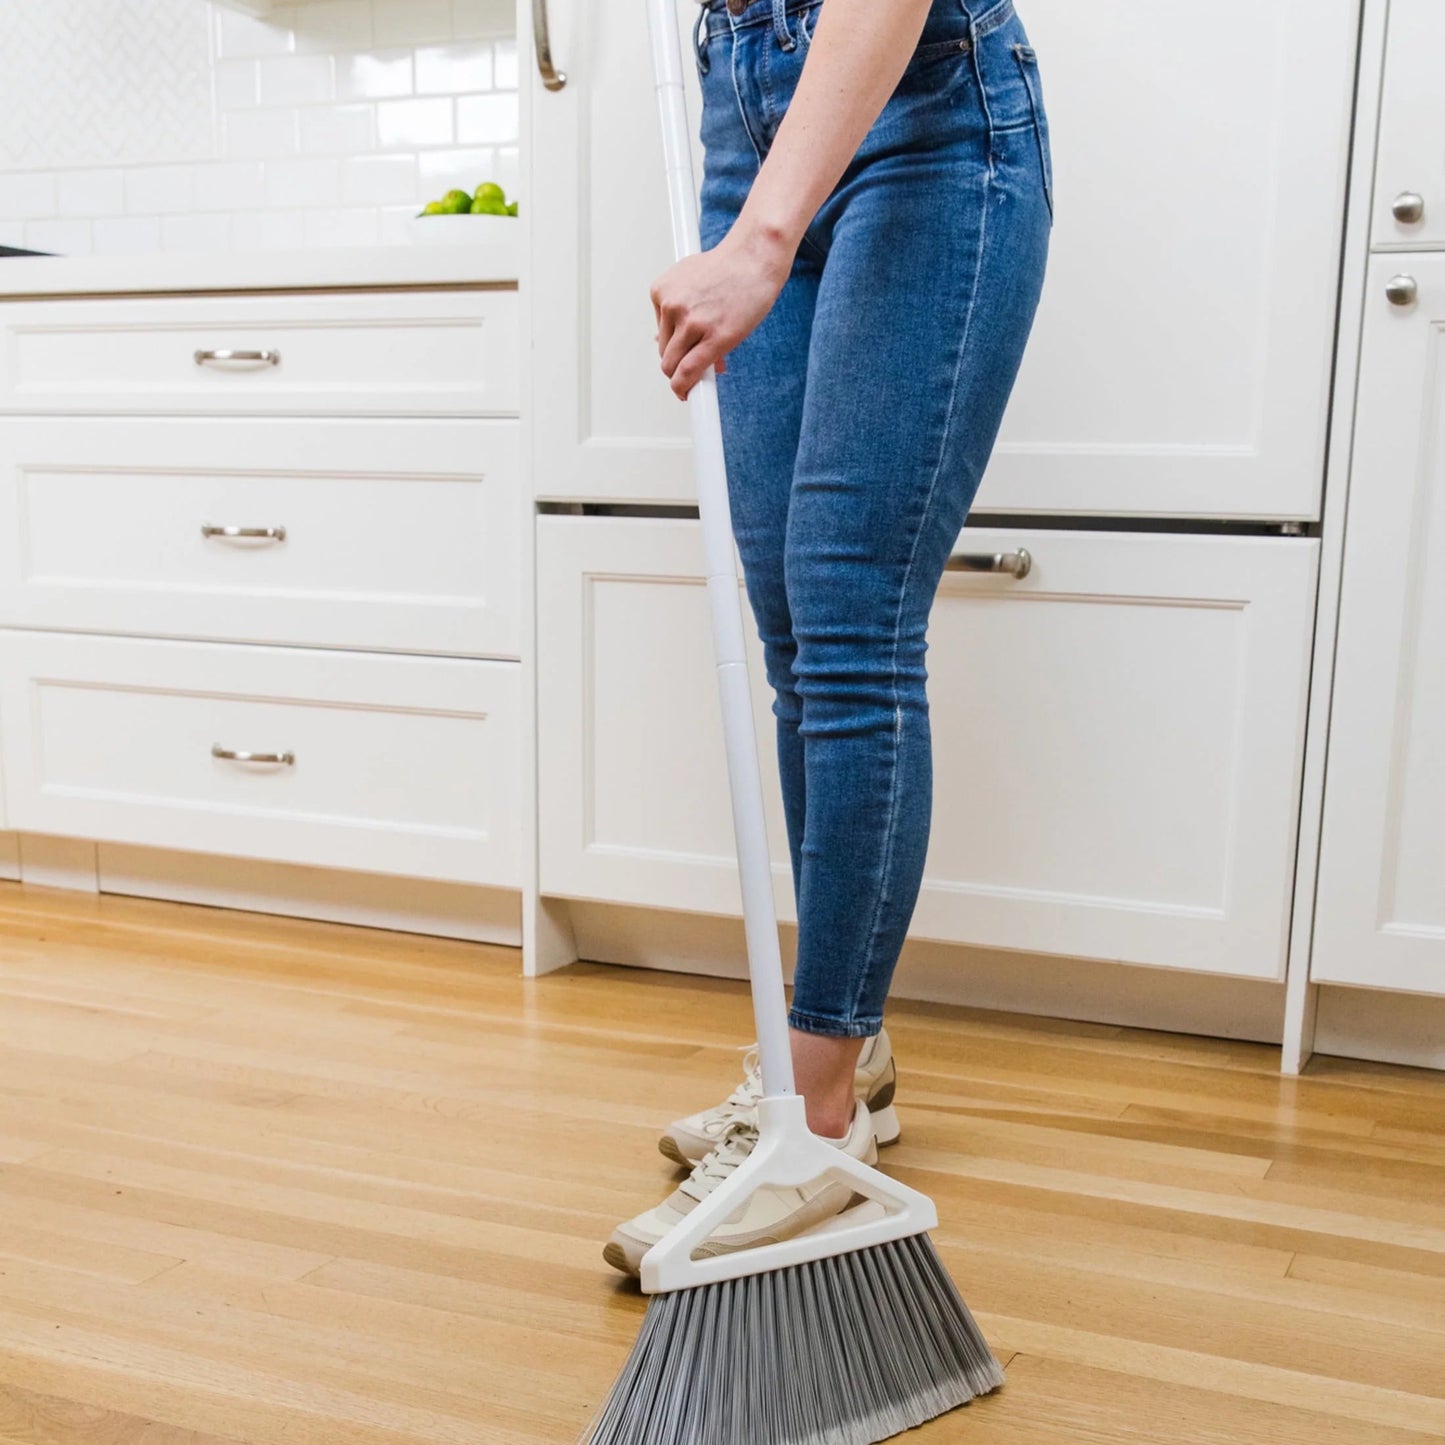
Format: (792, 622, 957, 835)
(650, 224, 792, 400)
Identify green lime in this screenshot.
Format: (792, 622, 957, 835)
(470, 195, 508, 215)
(505, 201, 519, 216)
(441, 188, 473, 214)
(420, 200, 445, 216)
(474, 181, 506, 205)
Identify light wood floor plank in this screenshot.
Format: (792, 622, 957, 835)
(3, 880, 1443, 1442)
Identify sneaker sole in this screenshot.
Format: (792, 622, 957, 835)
(602, 1240, 635, 1276)
(658, 1105, 901, 1169)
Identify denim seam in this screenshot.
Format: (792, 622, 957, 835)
(726, 18, 765, 170)
(848, 113, 995, 1030)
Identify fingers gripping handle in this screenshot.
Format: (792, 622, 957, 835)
(647, 0, 795, 1101)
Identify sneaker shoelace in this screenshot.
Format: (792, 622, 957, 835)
(698, 1045, 764, 1141)
(679, 1117, 759, 1203)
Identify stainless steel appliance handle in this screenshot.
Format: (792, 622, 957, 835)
(944, 547, 1032, 579)
(533, 0, 567, 90)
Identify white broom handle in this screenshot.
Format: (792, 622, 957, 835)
(647, 0, 795, 1101)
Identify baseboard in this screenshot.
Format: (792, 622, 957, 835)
(561, 898, 1442, 1072)
(95, 841, 522, 945)
(564, 898, 1287, 1043)
(1313, 985, 1445, 1071)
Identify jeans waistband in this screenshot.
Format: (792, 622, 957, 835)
(701, 0, 1015, 41)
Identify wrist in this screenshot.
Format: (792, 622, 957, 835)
(729, 210, 800, 279)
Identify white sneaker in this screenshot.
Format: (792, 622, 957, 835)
(658, 1026, 901, 1166)
(605, 1099, 878, 1277)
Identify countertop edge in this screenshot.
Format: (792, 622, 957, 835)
(0, 242, 520, 298)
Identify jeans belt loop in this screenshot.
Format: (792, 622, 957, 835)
(772, 0, 796, 49)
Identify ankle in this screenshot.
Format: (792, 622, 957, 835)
(805, 1097, 855, 1140)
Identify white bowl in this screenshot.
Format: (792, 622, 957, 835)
(408, 212, 518, 246)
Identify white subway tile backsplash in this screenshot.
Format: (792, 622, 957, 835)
(193, 162, 267, 213)
(57, 170, 127, 217)
(341, 155, 419, 206)
(215, 59, 261, 110)
(453, 0, 517, 39)
(265, 157, 342, 208)
(0, 173, 57, 222)
(216, 9, 295, 60)
(492, 146, 521, 200)
(126, 166, 197, 215)
(377, 98, 454, 150)
(375, 0, 451, 47)
(226, 108, 301, 160)
(419, 147, 497, 193)
(258, 53, 335, 107)
(25, 218, 94, 257)
(0, 2, 518, 257)
(417, 44, 493, 95)
(93, 217, 163, 255)
(161, 213, 235, 253)
(457, 93, 518, 146)
(336, 50, 415, 101)
(303, 207, 381, 248)
(301, 105, 379, 156)
(494, 39, 519, 91)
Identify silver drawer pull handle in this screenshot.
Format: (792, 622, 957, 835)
(194, 348, 281, 367)
(944, 547, 1032, 579)
(533, 0, 567, 90)
(200, 524, 287, 542)
(212, 744, 295, 766)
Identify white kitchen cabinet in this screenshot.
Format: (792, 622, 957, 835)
(527, 0, 699, 501)
(1371, 0, 1445, 249)
(0, 291, 519, 417)
(527, 0, 1357, 519)
(0, 418, 521, 658)
(1311, 255, 1445, 996)
(537, 514, 1318, 979)
(0, 631, 522, 887)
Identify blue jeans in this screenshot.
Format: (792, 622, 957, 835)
(696, 0, 1051, 1037)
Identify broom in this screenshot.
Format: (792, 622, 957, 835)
(578, 5, 1008, 1441)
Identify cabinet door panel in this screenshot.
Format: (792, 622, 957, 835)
(1313, 256, 1445, 995)
(1372, 0, 1445, 250)
(528, 0, 699, 502)
(537, 515, 1317, 978)
(981, 0, 1357, 520)
(529, 0, 1357, 518)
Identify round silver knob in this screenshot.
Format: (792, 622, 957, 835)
(1392, 191, 1425, 225)
(1385, 274, 1418, 307)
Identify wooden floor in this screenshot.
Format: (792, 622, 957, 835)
(1, 881, 1444, 1443)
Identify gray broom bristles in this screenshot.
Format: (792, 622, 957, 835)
(580, 1234, 1005, 1445)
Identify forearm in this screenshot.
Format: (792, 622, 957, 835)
(733, 0, 934, 262)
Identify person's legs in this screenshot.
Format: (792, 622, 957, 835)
(782, 0, 1052, 1084)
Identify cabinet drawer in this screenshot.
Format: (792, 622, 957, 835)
(1373, 0, 1445, 249)
(538, 516, 1318, 979)
(0, 290, 518, 416)
(0, 631, 522, 887)
(0, 418, 520, 657)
